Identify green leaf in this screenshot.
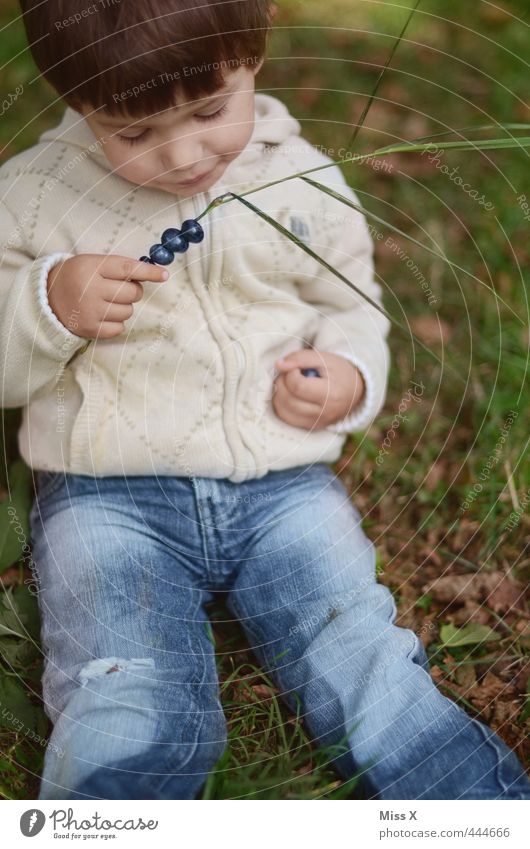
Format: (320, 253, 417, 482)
(0, 586, 40, 642)
(0, 757, 18, 775)
(415, 593, 433, 613)
(0, 594, 27, 640)
(0, 637, 39, 669)
(0, 672, 42, 734)
(440, 622, 502, 647)
(0, 459, 33, 573)
(10, 585, 40, 641)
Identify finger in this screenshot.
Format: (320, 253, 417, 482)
(93, 321, 126, 340)
(275, 349, 329, 374)
(283, 368, 330, 403)
(97, 302, 135, 323)
(274, 376, 323, 418)
(274, 392, 323, 429)
(100, 255, 169, 283)
(102, 280, 144, 305)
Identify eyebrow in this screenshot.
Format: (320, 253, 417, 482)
(98, 81, 237, 129)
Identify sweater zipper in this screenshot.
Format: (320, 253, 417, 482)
(195, 193, 253, 473)
(194, 193, 246, 381)
(234, 338, 245, 374)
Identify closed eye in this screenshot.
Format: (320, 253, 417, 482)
(195, 103, 229, 123)
(117, 101, 230, 145)
(118, 129, 151, 146)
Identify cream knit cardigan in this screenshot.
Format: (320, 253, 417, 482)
(0, 94, 390, 482)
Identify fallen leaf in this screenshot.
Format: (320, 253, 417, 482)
(440, 622, 502, 647)
(426, 574, 480, 603)
(425, 571, 525, 615)
(493, 700, 521, 727)
(430, 665, 444, 684)
(480, 572, 525, 614)
(450, 600, 491, 626)
(471, 671, 511, 710)
(454, 664, 477, 690)
(252, 684, 277, 701)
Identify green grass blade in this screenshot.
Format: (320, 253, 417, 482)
(200, 131, 530, 223)
(373, 137, 530, 156)
(299, 175, 523, 325)
(200, 3, 425, 220)
(222, 192, 464, 383)
(405, 123, 530, 145)
(343, 0, 423, 152)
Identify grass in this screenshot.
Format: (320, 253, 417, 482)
(1, 0, 529, 798)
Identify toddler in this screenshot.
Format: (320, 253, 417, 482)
(2, 0, 528, 799)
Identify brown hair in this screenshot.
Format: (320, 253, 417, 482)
(20, 0, 273, 116)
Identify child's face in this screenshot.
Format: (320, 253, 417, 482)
(81, 63, 263, 197)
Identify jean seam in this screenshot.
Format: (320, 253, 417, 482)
(144, 588, 209, 794)
(464, 716, 513, 798)
(191, 481, 214, 583)
(148, 709, 205, 796)
(34, 471, 66, 501)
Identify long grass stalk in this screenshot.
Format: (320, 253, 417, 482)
(75, 1, 530, 383)
(222, 191, 460, 381)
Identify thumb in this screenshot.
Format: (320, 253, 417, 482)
(275, 349, 321, 372)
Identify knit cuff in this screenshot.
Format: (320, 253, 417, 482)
(35, 253, 87, 353)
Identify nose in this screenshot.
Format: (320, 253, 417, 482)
(159, 133, 202, 176)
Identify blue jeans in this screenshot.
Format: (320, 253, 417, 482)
(29, 463, 530, 800)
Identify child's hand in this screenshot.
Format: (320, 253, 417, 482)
(46, 254, 169, 340)
(272, 349, 365, 430)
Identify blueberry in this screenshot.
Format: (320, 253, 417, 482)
(149, 244, 175, 265)
(161, 228, 189, 253)
(139, 255, 156, 264)
(301, 368, 321, 377)
(180, 219, 204, 243)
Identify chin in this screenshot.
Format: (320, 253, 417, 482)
(156, 183, 205, 198)
(161, 173, 223, 197)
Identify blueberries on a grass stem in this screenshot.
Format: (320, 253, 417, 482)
(141, 218, 204, 266)
(149, 244, 174, 265)
(181, 219, 204, 243)
(161, 228, 189, 253)
(301, 368, 321, 378)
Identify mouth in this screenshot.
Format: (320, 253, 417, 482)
(171, 170, 213, 188)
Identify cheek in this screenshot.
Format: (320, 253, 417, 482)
(102, 142, 154, 183)
(217, 107, 255, 157)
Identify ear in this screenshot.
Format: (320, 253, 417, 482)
(253, 56, 265, 75)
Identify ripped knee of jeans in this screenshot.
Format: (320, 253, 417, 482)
(78, 657, 155, 686)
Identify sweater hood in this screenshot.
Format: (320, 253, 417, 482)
(38, 93, 303, 183)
